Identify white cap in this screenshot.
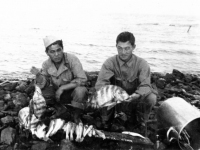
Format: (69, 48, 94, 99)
(43, 35, 62, 48)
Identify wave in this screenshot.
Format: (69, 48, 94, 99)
(74, 43, 114, 48)
(169, 24, 199, 27)
(137, 23, 159, 26)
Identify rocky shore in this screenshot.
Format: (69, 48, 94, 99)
(0, 69, 200, 150)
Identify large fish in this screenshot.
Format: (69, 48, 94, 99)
(87, 85, 130, 110)
(18, 106, 40, 134)
(30, 85, 47, 119)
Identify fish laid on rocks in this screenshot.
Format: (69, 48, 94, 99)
(45, 118, 65, 139)
(29, 85, 47, 119)
(87, 85, 130, 110)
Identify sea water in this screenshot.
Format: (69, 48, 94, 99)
(0, 1, 199, 79)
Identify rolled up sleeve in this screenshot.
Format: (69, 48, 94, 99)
(135, 61, 152, 98)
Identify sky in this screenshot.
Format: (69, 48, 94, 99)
(0, 0, 199, 17)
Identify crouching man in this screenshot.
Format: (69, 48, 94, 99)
(95, 32, 157, 133)
(30, 36, 88, 123)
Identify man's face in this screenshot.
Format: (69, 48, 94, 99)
(46, 44, 64, 63)
(116, 41, 135, 61)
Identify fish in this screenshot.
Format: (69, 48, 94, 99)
(122, 131, 145, 139)
(87, 85, 130, 110)
(34, 123, 47, 140)
(63, 122, 73, 140)
(69, 122, 76, 141)
(95, 129, 106, 139)
(49, 118, 65, 136)
(75, 122, 84, 142)
(18, 106, 40, 134)
(30, 85, 47, 119)
(45, 119, 55, 138)
(83, 125, 93, 137)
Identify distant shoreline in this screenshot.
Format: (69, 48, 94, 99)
(0, 69, 200, 81)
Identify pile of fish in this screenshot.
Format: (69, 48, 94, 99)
(18, 84, 107, 143)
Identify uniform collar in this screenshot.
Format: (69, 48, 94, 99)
(117, 54, 135, 67)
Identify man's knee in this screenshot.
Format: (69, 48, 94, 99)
(145, 93, 157, 107)
(72, 86, 88, 102)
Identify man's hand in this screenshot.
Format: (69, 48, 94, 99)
(55, 87, 64, 102)
(30, 66, 40, 75)
(126, 93, 141, 102)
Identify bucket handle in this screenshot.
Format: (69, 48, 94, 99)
(167, 127, 179, 142)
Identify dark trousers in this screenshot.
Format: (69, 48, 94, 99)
(42, 86, 88, 110)
(101, 92, 157, 125)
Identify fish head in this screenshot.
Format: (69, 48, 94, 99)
(86, 93, 99, 109)
(114, 87, 129, 102)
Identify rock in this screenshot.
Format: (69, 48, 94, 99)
(24, 81, 35, 95)
(0, 90, 6, 99)
(193, 95, 200, 100)
(3, 82, 18, 91)
(12, 92, 29, 108)
(0, 127, 16, 145)
(164, 73, 176, 83)
(31, 142, 49, 150)
(172, 69, 185, 79)
(60, 139, 80, 150)
(1, 116, 15, 124)
(184, 74, 193, 83)
(156, 78, 166, 89)
(0, 100, 5, 107)
(16, 81, 29, 92)
(4, 93, 11, 101)
(7, 101, 15, 109)
(0, 112, 4, 118)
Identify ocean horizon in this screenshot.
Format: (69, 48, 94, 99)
(0, 0, 200, 79)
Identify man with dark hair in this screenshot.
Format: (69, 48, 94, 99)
(30, 36, 88, 123)
(95, 31, 157, 133)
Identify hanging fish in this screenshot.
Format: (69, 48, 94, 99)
(30, 85, 47, 119)
(18, 106, 40, 134)
(87, 85, 130, 110)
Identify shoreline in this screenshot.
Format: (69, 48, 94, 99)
(0, 69, 200, 149)
(0, 69, 200, 81)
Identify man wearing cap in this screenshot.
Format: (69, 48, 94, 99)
(95, 31, 157, 133)
(30, 36, 88, 123)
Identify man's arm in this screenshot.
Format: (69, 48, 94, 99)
(70, 55, 87, 86)
(95, 59, 114, 91)
(55, 55, 87, 101)
(134, 60, 152, 98)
